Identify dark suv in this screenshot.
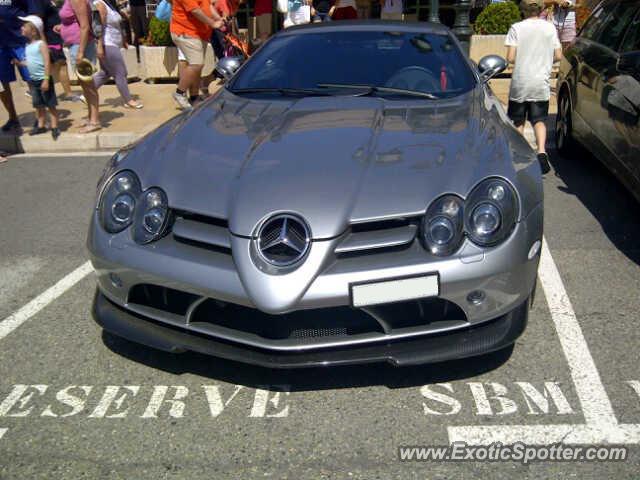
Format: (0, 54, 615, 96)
(556, 0, 640, 200)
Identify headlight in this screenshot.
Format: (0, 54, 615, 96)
(421, 195, 464, 256)
(96, 149, 131, 192)
(464, 178, 518, 246)
(98, 170, 141, 233)
(133, 187, 170, 244)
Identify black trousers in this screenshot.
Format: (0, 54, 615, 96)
(130, 5, 148, 40)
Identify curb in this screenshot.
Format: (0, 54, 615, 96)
(0, 131, 142, 154)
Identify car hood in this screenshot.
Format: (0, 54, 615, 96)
(128, 88, 536, 239)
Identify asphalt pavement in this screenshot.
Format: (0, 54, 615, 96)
(1, 140, 640, 478)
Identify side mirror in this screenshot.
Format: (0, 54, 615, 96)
(618, 51, 640, 79)
(478, 55, 508, 83)
(214, 56, 245, 82)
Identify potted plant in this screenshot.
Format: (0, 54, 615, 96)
(470, 1, 521, 64)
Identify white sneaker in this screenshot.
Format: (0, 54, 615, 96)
(172, 92, 192, 110)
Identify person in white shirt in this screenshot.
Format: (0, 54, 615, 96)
(93, 0, 143, 109)
(505, 0, 562, 173)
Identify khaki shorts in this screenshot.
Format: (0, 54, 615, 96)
(171, 33, 207, 65)
(256, 13, 272, 37)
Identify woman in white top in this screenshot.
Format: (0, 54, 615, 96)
(93, 0, 143, 108)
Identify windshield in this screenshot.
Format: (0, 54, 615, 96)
(229, 30, 477, 98)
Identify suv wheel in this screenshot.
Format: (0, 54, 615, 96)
(556, 90, 577, 156)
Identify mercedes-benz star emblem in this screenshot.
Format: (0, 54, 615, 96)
(256, 214, 311, 267)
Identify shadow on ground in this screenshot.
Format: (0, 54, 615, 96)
(102, 330, 514, 392)
(549, 143, 640, 265)
(14, 107, 124, 131)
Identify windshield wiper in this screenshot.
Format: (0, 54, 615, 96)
(228, 87, 332, 97)
(317, 83, 439, 99)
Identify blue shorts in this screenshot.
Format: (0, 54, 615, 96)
(0, 46, 31, 84)
(29, 79, 58, 109)
(68, 41, 97, 71)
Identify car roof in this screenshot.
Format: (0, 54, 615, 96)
(277, 20, 452, 37)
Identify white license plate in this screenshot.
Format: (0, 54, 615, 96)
(350, 274, 440, 308)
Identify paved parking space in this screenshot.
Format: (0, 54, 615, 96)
(1, 149, 640, 478)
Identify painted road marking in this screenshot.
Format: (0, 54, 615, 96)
(0, 261, 93, 342)
(0, 428, 6, 440)
(449, 238, 640, 445)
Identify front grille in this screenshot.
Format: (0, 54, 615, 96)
(334, 217, 420, 257)
(189, 299, 384, 341)
(128, 284, 198, 316)
(290, 327, 347, 339)
(123, 283, 469, 350)
(171, 211, 232, 254)
(170, 210, 422, 261)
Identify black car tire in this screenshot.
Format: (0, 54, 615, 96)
(556, 90, 578, 156)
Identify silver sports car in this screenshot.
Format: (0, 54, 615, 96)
(88, 21, 544, 368)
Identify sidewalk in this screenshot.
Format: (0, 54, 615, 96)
(0, 78, 555, 154)
(0, 81, 222, 154)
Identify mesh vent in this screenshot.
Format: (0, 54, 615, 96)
(290, 327, 348, 339)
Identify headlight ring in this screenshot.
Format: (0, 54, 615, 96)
(464, 178, 518, 247)
(421, 195, 465, 256)
(99, 170, 141, 234)
(133, 187, 170, 244)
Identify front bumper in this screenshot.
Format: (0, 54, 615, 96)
(88, 203, 542, 364)
(93, 289, 528, 368)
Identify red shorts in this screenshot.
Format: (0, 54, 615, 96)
(332, 6, 357, 20)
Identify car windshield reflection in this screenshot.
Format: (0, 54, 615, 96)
(228, 31, 476, 99)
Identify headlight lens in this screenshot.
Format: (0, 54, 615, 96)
(465, 178, 518, 246)
(421, 195, 464, 256)
(99, 170, 141, 233)
(133, 188, 170, 244)
(471, 203, 501, 236)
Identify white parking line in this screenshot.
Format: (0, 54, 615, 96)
(449, 238, 640, 445)
(0, 428, 6, 441)
(0, 261, 93, 342)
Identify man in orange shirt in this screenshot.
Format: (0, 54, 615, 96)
(170, 0, 222, 109)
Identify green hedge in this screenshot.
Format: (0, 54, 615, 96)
(474, 2, 522, 35)
(148, 16, 173, 47)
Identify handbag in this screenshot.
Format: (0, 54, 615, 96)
(155, 0, 172, 22)
(277, 0, 288, 14)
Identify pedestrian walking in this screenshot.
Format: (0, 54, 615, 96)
(33, 0, 83, 102)
(170, 0, 222, 109)
(59, 0, 101, 132)
(14, 15, 61, 139)
(93, 0, 143, 108)
(541, 0, 578, 50)
(505, 0, 562, 174)
(0, 0, 37, 133)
